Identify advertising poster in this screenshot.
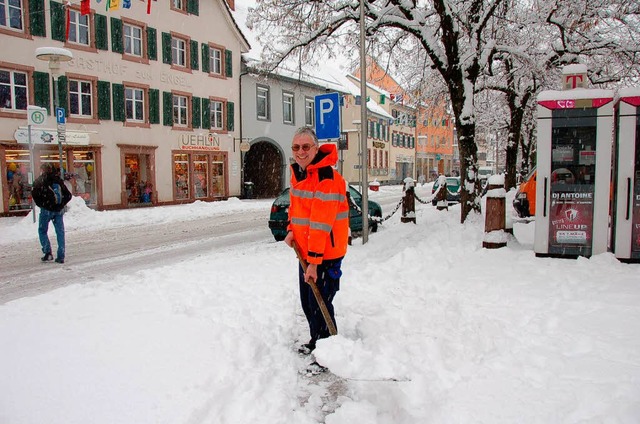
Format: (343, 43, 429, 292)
(548, 186, 594, 256)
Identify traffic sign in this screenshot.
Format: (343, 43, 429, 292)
(27, 105, 47, 126)
(56, 107, 66, 124)
(314, 92, 341, 140)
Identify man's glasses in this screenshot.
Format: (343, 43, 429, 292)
(291, 144, 315, 152)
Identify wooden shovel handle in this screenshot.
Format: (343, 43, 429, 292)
(292, 241, 337, 336)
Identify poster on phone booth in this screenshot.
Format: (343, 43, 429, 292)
(548, 189, 594, 253)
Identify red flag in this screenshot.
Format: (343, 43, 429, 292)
(147, 0, 152, 14)
(81, 0, 90, 15)
(65, 4, 70, 40)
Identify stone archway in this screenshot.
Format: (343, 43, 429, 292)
(243, 140, 284, 198)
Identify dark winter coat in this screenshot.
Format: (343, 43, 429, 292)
(32, 171, 72, 212)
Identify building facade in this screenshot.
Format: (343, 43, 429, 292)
(239, 61, 348, 198)
(1, 0, 249, 215)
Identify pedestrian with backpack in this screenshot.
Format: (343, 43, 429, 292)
(32, 164, 72, 264)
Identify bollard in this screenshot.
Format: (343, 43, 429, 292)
(401, 177, 416, 224)
(482, 176, 507, 249)
(435, 175, 448, 211)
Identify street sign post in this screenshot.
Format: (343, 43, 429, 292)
(314, 92, 341, 140)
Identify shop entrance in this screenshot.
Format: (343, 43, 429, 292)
(124, 153, 153, 206)
(243, 141, 283, 198)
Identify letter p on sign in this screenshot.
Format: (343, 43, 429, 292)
(314, 92, 341, 140)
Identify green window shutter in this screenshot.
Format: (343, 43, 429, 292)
(225, 49, 233, 78)
(226, 101, 234, 131)
(33, 71, 50, 112)
(187, 0, 199, 16)
(190, 40, 199, 70)
(147, 27, 157, 61)
(192, 96, 201, 128)
(201, 44, 210, 73)
(50, 1, 65, 42)
(161, 32, 172, 64)
(97, 80, 111, 120)
(149, 89, 160, 124)
(95, 14, 108, 50)
(163, 91, 173, 126)
(201, 98, 210, 130)
(29, 0, 46, 37)
(110, 17, 123, 54)
(57, 75, 68, 116)
(112, 83, 125, 122)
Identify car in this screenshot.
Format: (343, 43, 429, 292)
(431, 176, 461, 206)
(513, 168, 536, 218)
(268, 185, 383, 242)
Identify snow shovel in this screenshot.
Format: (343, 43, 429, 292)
(291, 241, 338, 336)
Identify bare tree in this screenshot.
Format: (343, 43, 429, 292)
(249, 0, 507, 223)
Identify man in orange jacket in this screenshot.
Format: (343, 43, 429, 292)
(284, 127, 349, 354)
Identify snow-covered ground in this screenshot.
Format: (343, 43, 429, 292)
(1, 184, 639, 424)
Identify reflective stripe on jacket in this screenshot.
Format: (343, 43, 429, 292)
(288, 144, 349, 265)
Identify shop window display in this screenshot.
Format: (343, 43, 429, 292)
(193, 154, 208, 199)
(211, 154, 225, 197)
(6, 159, 31, 211)
(174, 153, 190, 200)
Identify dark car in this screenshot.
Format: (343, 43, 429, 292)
(268, 185, 383, 241)
(431, 176, 461, 206)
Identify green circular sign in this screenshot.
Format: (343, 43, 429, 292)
(31, 110, 46, 125)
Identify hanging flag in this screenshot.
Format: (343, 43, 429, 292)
(65, 1, 70, 40)
(107, 0, 119, 11)
(81, 0, 90, 15)
(147, 0, 152, 14)
(123, 0, 131, 8)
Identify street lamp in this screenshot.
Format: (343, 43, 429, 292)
(358, 0, 369, 244)
(35, 47, 73, 177)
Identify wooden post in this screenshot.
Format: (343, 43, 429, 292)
(483, 179, 507, 249)
(401, 177, 416, 223)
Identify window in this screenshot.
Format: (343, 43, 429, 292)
(68, 9, 90, 46)
(0, 0, 23, 31)
(69, 79, 93, 117)
(282, 92, 294, 125)
(171, 36, 187, 67)
(124, 23, 143, 57)
(0, 68, 27, 111)
(210, 100, 224, 130)
(209, 47, 222, 75)
(256, 85, 269, 121)
(171, 0, 186, 13)
(305, 97, 314, 126)
(125, 87, 145, 122)
(173, 93, 189, 127)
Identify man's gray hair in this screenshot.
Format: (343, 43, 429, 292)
(294, 127, 319, 145)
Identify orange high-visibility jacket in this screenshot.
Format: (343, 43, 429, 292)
(287, 144, 349, 265)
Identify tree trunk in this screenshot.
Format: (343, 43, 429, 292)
(456, 120, 481, 223)
(505, 108, 523, 190)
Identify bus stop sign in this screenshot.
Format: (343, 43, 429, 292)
(314, 92, 341, 140)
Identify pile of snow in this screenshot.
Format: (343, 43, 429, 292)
(1, 184, 639, 423)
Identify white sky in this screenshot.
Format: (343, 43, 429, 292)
(1, 183, 639, 423)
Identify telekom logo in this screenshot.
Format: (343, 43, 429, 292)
(565, 74, 583, 89)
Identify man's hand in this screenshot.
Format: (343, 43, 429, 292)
(304, 263, 318, 284)
(284, 231, 294, 247)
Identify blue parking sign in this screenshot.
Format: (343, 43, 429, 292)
(56, 107, 66, 124)
(314, 92, 341, 140)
